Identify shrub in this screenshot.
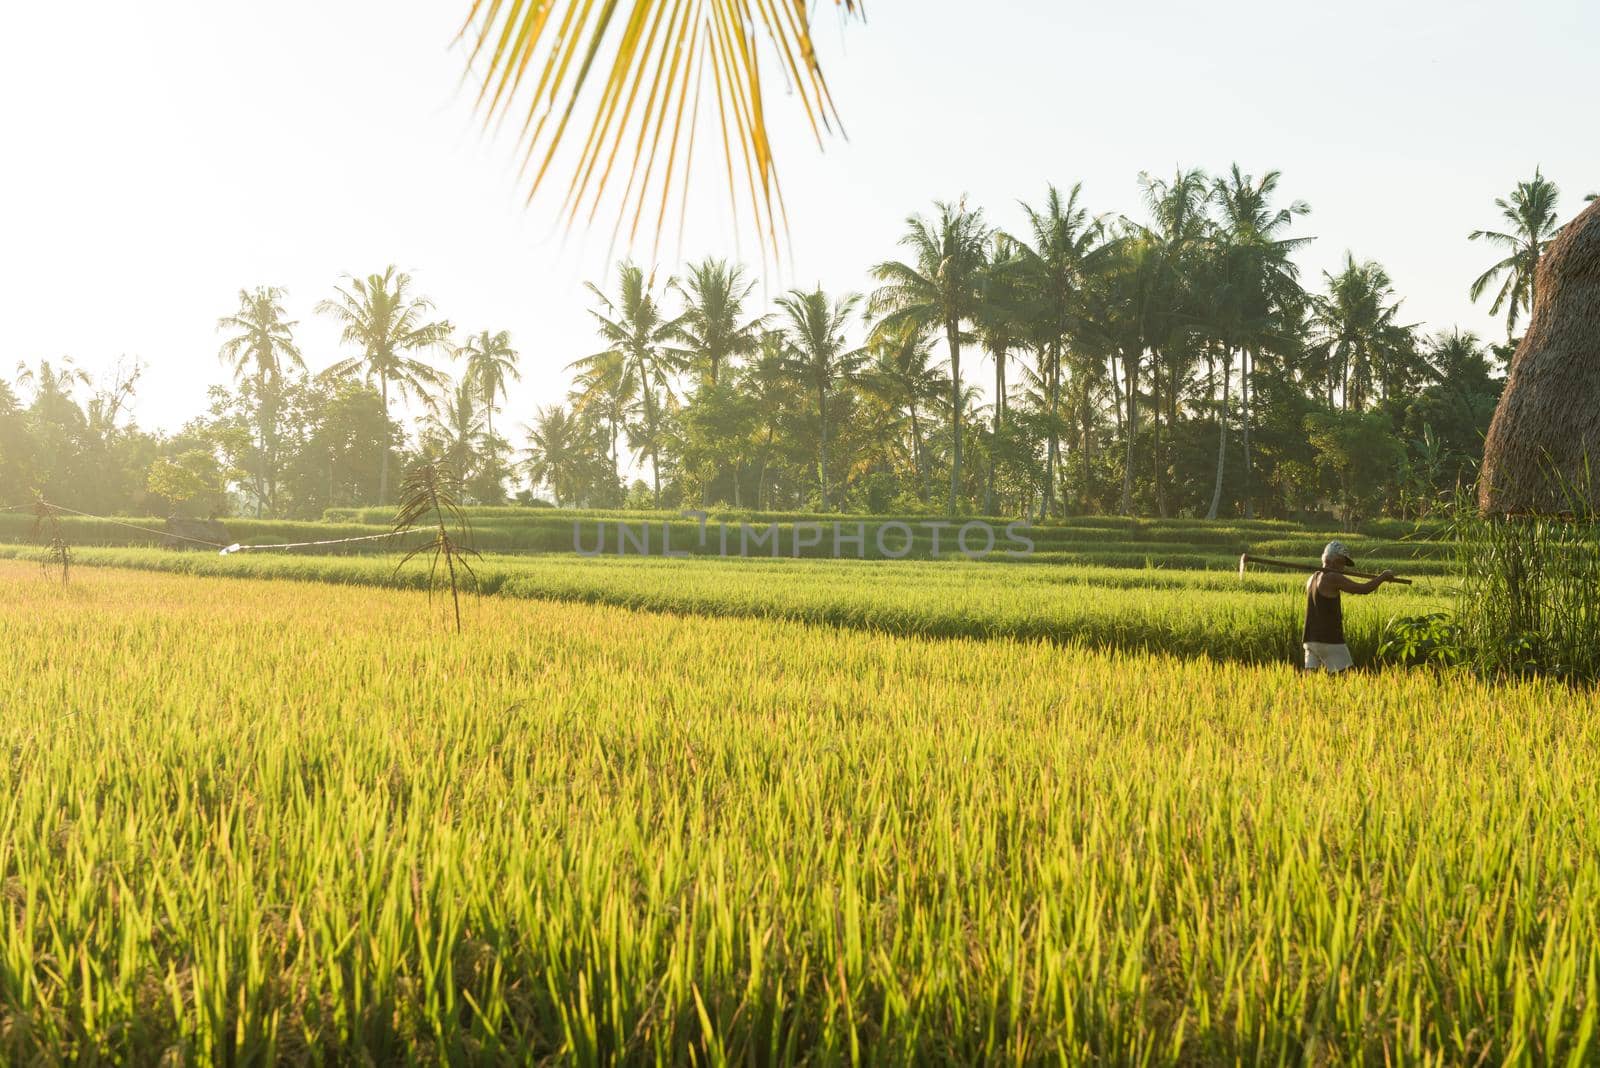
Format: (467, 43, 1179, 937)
(1379, 612, 1464, 669)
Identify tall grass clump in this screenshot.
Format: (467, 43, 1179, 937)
(1452, 489, 1600, 682)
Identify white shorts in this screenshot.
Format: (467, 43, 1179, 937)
(1303, 642, 1354, 674)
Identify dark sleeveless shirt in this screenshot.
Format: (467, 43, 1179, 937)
(1302, 575, 1345, 644)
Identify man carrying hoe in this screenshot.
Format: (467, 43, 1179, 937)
(1303, 540, 1396, 674)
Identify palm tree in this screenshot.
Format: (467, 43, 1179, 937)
(524, 405, 590, 508)
(863, 321, 946, 504)
(1100, 230, 1162, 515)
(1010, 183, 1105, 518)
(584, 263, 684, 506)
(1423, 328, 1499, 429)
(218, 286, 304, 385)
(419, 376, 490, 489)
(672, 259, 765, 386)
(454, 329, 520, 439)
(317, 266, 455, 505)
(1470, 168, 1563, 340)
(566, 348, 638, 501)
(871, 200, 990, 516)
(217, 286, 304, 516)
(775, 287, 863, 511)
(1131, 167, 1212, 517)
(741, 331, 798, 510)
(1312, 255, 1409, 412)
(14, 358, 90, 406)
(973, 235, 1027, 515)
(1204, 166, 1310, 519)
(673, 258, 765, 501)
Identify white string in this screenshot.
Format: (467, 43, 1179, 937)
(36, 503, 228, 548)
(17, 500, 407, 555)
(220, 531, 403, 555)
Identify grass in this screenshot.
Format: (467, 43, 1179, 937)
(1452, 509, 1600, 682)
(0, 510, 1457, 572)
(1, 562, 1596, 1063)
(0, 545, 1447, 666)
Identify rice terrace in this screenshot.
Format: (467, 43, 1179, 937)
(4, 0, 1600, 1063)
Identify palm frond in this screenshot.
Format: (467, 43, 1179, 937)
(457, 0, 863, 259)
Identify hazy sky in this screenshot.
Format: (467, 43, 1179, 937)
(2, 0, 1594, 440)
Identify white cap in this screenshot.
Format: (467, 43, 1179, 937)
(1322, 540, 1353, 565)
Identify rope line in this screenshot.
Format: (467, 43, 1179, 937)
(35, 503, 228, 548)
(220, 531, 404, 554)
(13, 500, 408, 555)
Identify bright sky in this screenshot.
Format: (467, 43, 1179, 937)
(2, 0, 1594, 443)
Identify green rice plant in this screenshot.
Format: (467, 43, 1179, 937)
(0, 511, 1460, 570)
(0, 561, 1595, 1062)
(0, 545, 1445, 667)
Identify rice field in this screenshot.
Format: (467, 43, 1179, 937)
(0, 543, 1447, 666)
(0, 509, 1460, 574)
(2, 552, 1598, 1063)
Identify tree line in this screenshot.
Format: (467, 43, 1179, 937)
(4, 168, 1587, 523)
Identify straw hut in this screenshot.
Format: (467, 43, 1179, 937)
(1479, 199, 1600, 514)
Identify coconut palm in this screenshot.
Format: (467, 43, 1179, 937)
(584, 263, 684, 506)
(1311, 255, 1409, 413)
(1010, 183, 1105, 517)
(14, 358, 90, 406)
(672, 259, 765, 387)
(862, 321, 946, 503)
(1131, 167, 1212, 517)
(673, 258, 765, 500)
(973, 235, 1029, 514)
(1098, 230, 1164, 515)
(524, 404, 590, 508)
(566, 348, 638, 500)
(418, 377, 492, 495)
(458, 1, 862, 258)
(217, 286, 304, 515)
(871, 200, 990, 515)
(217, 287, 304, 387)
(1204, 166, 1310, 519)
(741, 331, 799, 510)
(317, 266, 455, 504)
(775, 287, 863, 511)
(1470, 168, 1563, 340)
(454, 329, 520, 439)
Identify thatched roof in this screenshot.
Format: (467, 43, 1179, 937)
(164, 517, 230, 550)
(1479, 199, 1600, 515)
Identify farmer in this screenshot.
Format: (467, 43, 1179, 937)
(1303, 540, 1395, 674)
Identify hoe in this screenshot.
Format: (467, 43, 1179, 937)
(1238, 553, 1413, 585)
